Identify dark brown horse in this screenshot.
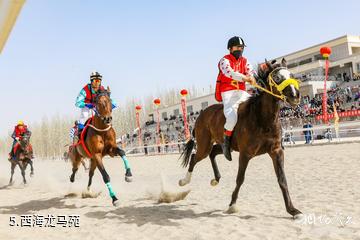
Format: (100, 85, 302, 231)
(9, 132, 34, 185)
(68, 88, 130, 206)
(179, 59, 303, 218)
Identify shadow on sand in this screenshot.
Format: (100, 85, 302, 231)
(85, 203, 256, 227)
(0, 197, 79, 215)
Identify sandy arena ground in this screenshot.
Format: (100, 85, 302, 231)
(0, 143, 359, 240)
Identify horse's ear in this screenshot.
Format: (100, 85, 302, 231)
(265, 58, 272, 69)
(281, 58, 287, 67)
(260, 63, 268, 72)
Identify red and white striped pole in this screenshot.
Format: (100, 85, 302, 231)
(135, 105, 142, 146)
(153, 98, 161, 146)
(180, 89, 190, 140)
(320, 46, 332, 124)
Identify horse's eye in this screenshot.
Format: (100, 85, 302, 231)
(273, 75, 281, 82)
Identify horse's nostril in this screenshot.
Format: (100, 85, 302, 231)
(104, 116, 112, 123)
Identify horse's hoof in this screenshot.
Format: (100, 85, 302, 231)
(30, 172, 34, 177)
(125, 176, 133, 182)
(112, 198, 120, 207)
(226, 204, 239, 214)
(179, 179, 188, 186)
(210, 179, 218, 186)
(69, 175, 74, 183)
(293, 213, 304, 221)
(125, 169, 133, 182)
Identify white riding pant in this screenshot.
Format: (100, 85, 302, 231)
(221, 90, 251, 132)
(79, 107, 94, 125)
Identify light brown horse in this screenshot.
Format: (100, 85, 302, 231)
(179, 59, 303, 218)
(9, 132, 34, 185)
(68, 88, 129, 206)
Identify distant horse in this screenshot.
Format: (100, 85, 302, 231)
(9, 132, 34, 185)
(63, 149, 89, 171)
(179, 59, 303, 218)
(68, 88, 130, 206)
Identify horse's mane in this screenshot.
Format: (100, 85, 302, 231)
(246, 61, 281, 103)
(242, 61, 282, 124)
(98, 88, 110, 96)
(95, 88, 111, 102)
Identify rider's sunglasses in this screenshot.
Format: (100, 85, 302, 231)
(92, 79, 102, 84)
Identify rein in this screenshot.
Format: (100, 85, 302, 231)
(252, 67, 299, 101)
(88, 122, 112, 132)
(90, 108, 112, 132)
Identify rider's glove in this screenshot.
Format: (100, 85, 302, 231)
(85, 103, 94, 109)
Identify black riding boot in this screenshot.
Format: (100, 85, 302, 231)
(8, 150, 15, 160)
(76, 125, 84, 141)
(222, 135, 232, 161)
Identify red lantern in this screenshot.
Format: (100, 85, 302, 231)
(135, 105, 142, 111)
(153, 98, 161, 106)
(180, 89, 188, 97)
(320, 46, 332, 58)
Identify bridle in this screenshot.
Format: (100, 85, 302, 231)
(90, 92, 113, 132)
(252, 67, 299, 101)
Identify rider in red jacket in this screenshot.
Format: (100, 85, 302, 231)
(8, 121, 32, 160)
(216, 36, 256, 161)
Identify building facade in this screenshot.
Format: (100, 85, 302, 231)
(274, 35, 360, 97)
(150, 35, 360, 120)
(149, 94, 217, 121)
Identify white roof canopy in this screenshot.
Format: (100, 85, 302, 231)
(0, 0, 25, 54)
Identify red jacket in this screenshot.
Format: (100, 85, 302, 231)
(13, 125, 28, 138)
(83, 84, 105, 104)
(215, 54, 251, 102)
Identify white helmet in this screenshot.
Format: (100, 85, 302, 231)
(90, 71, 102, 81)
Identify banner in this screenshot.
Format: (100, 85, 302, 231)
(315, 110, 360, 121)
(156, 108, 160, 145)
(135, 106, 142, 146)
(181, 97, 190, 139)
(322, 59, 329, 123)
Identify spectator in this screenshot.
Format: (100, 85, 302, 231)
(303, 120, 313, 144)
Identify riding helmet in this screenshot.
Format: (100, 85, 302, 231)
(90, 71, 102, 81)
(227, 36, 246, 49)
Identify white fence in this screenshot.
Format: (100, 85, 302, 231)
(282, 121, 360, 145)
(118, 121, 360, 156)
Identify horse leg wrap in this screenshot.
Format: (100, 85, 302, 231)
(118, 148, 126, 157)
(121, 155, 130, 170)
(106, 182, 116, 198)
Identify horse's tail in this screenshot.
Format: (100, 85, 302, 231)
(179, 130, 196, 168)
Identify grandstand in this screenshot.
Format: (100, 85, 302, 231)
(274, 35, 360, 98)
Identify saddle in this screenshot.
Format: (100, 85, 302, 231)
(13, 142, 21, 154)
(77, 118, 92, 140)
(71, 117, 93, 158)
(12, 142, 33, 160)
